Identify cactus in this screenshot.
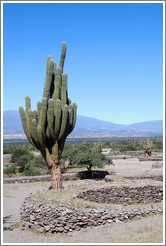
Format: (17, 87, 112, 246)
(19, 42, 77, 190)
(92, 139, 102, 154)
(144, 138, 152, 157)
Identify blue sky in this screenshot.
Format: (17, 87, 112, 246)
(3, 2, 163, 124)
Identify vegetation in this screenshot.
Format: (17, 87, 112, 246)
(3, 146, 47, 177)
(3, 138, 162, 178)
(144, 138, 153, 156)
(102, 138, 163, 152)
(19, 42, 77, 190)
(62, 142, 112, 174)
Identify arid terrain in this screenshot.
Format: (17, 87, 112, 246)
(3, 152, 164, 244)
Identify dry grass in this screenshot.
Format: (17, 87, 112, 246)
(27, 179, 163, 212)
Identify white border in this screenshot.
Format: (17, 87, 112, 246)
(1, 1, 4, 245)
(1, 1, 165, 245)
(1, 1, 165, 3)
(162, 1, 165, 245)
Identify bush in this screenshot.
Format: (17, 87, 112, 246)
(3, 164, 17, 177)
(17, 154, 34, 172)
(11, 147, 30, 163)
(22, 159, 42, 176)
(33, 155, 47, 168)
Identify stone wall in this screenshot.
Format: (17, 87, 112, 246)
(3, 171, 110, 184)
(123, 175, 163, 181)
(20, 185, 163, 234)
(3, 173, 78, 184)
(76, 185, 163, 205)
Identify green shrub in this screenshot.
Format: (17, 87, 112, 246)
(11, 147, 30, 163)
(33, 155, 47, 168)
(17, 154, 34, 172)
(3, 164, 17, 177)
(22, 159, 41, 176)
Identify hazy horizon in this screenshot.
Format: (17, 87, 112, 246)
(3, 109, 163, 126)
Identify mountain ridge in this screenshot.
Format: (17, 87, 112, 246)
(3, 110, 163, 137)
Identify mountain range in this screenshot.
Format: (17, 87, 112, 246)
(3, 110, 163, 138)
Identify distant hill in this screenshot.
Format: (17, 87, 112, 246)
(3, 110, 24, 134)
(3, 110, 163, 138)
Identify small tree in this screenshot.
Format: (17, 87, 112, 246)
(63, 142, 112, 178)
(19, 42, 77, 190)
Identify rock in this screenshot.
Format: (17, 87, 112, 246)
(105, 175, 114, 182)
(44, 225, 51, 232)
(64, 226, 70, 231)
(38, 227, 45, 233)
(20, 184, 163, 234)
(152, 162, 163, 168)
(55, 227, 64, 233)
(107, 219, 113, 223)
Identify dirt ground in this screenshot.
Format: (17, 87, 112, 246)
(3, 157, 164, 244)
(106, 157, 163, 177)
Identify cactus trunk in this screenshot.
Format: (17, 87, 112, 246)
(51, 161, 63, 190)
(19, 42, 77, 191)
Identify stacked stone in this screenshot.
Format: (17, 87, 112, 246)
(20, 185, 163, 234)
(3, 173, 78, 184)
(76, 185, 163, 205)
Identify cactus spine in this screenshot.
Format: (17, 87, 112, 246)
(19, 42, 77, 190)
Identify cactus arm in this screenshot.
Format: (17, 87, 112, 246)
(31, 119, 40, 149)
(19, 106, 30, 140)
(32, 110, 37, 121)
(65, 103, 77, 137)
(61, 73, 68, 105)
(25, 96, 31, 113)
(54, 99, 62, 137)
(43, 57, 54, 100)
(46, 55, 52, 70)
(46, 99, 56, 140)
(27, 110, 33, 136)
(59, 41, 66, 72)
(37, 101, 42, 121)
(27, 110, 37, 147)
(37, 125, 45, 150)
(52, 67, 61, 100)
(39, 97, 47, 142)
(45, 147, 53, 167)
(50, 61, 57, 98)
(72, 103, 77, 130)
(58, 104, 68, 140)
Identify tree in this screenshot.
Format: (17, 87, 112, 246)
(71, 151, 112, 178)
(19, 42, 77, 190)
(62, 142, 112, 178)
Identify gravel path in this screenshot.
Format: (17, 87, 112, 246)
(3, 181, 163, 244)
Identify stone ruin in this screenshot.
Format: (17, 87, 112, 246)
(20, 184, 163, 234)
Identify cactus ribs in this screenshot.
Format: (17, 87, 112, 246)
(19, 42, 77, 190)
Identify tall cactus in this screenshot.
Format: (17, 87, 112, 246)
(19, 42, 77, 190)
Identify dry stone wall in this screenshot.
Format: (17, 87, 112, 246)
(76, 185, 163, 205)
(3, 173, 78, 184)
(20, 185, 163, 234)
